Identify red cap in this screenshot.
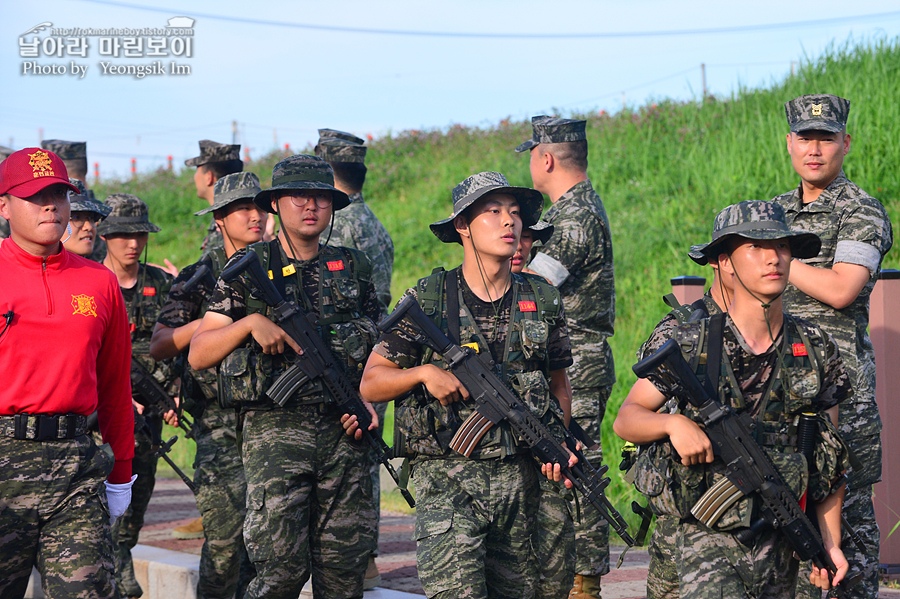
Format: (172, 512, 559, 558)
(0, 148, 80, 197)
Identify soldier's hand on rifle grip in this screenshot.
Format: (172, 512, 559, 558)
(247, 314, 303, 355)
(809, 546, 848, 590)
(420, 364, 470, 405)
(540, 452, 579, 489)
(341, 401, 379, 441)
(665, 414, 714, 466)
(163, 397, 179, 428)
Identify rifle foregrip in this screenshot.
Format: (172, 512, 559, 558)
(220, 251, 285, 308)
(633, 339, 679, 379)
(380, 296, 451, 354)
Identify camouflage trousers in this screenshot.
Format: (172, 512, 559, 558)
(241, 406, 372, 599)
(0, 435, 118, 599)
(364, 400, 389, 558)
(191, 403, 255, 599)
(411, 454, 540, 599)
(111, 414, 158, 596)
(677, 520, 798, 599)
(646, 515, 679, 599)
(570, 386, 612, 577)
(535, 477, 575, 599)
(795, 483, 880, 599)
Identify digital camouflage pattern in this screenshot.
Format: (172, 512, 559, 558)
(156, 254, 255, 598)
(200, 219, 225, 262)
(324, 192, 395, 314)
(784, 94, 850, 134)
(429, 171, 543, 244)
(240, 406, 372, 599)
(411, 456, 540, 599)
(195, 171, 262, 216)
(316, 139, 367, 163)
(0, 436, 118, 599)
(515, 115, 587, 153)
(40, 139, 87, 161)
(318, 128, 365, 145)
(773, 171, 892, 599)
(97, 194, 162, 236)
(184, 139, 241, 167)
(253, 154, 350, 213)
(535, 478, 575, 599)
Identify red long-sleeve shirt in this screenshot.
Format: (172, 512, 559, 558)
(0, 238, 134, 482)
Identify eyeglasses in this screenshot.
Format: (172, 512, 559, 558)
(275, 191, 333, 209)
(70, 213, 102, 228)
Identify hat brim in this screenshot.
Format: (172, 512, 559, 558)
(97, 221, 161, 236)
(790, 119, 844, 134)
(3, 177, 80, 199)
(195, 190, 261, 215)
(70, 199, 111, 216)
(515, 139, 538, 153)
(430, 185, 544, 244)
(530, 223, 554, 245)
(688, 243, 709, 266)
(184, 156, 203, 167)
(254, 182, 351, 214)
(700, 230, 821, 263)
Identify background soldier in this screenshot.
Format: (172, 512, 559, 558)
(62, 178, 110, 259)
(185, 139, 244, 260)
(190, 155, 380, 599)
(517, 115, 616, 599)
(150, 172, 265, 599)
(772, 94, 893, 599)
(99, 194, 176, 599)
(315, 127, 395, 588)
(0, 148, 135, 598)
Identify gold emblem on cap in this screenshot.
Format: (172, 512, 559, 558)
(71, 294, 98, 318)
(28, 150, 55, 179)
(811, 104, 823, 117)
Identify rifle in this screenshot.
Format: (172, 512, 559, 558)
(131, 357, 193, 438)
(137, 410, 197, 493)
(379, 295, 635, 546)
(220, 251, 415, 508)
(633, 339, 850, 595)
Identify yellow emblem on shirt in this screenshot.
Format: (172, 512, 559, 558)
(72, 294, 98, 317)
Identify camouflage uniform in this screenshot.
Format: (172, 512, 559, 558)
(99, 195, 176, 598)
(773, 94, 893, 599)
(207, 155, 379, 599)
(185, 140, 243, 261)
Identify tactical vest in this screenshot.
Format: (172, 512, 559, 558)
(129, 263, 175, 391)
(394, 267, 565, 460)
(632, 313, 835, 526)
(217, 240, 378, 411)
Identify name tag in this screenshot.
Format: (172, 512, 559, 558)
(327, 260, 345, 272)
(142, 287, 156, 296)
(518, 300, 537, 312)
(792, 343, 808, 357)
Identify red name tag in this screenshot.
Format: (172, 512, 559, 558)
(792, 343, 808, 357)
(518, 300, 537, 312)
(327, 260, 344, 272)
(142, 287, 156, 296)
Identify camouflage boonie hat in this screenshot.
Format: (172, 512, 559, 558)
(785, 94, 850, 134)
(430, 171, 544, 244)
(253, 154, 350, 214)
(515, 115, 587, 153)
(68, 178, 110, 217)
(528, 220, 554, 245)
(184, 139, 241, 167)
(196, 172, 262, 215)
(41, 140, 86, 161)
(0, 145, 15, 161)
(318, 128, 365, 145)
(687, 243, 709, 266)
(699, 200, 820, 263)
(315, 139, 367, 164)
(98, 193, 161, 236)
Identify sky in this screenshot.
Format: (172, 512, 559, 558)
(3, 0, 900, 177)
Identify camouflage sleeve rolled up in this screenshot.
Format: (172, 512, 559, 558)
(548, 304, 573, 371)
(373, 288, 425, 370)
(157, 260, 215, 328)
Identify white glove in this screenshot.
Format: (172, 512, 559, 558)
(105, 474, 138, 525)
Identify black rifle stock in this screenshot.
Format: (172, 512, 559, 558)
(137, 411, 197, 493)
(633, 339, 847, 594)
(220, 251, 415, 508)
(380, 295, 634, 546)
(130, 357, 193, 438)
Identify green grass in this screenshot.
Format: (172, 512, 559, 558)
(121, 36, 899, 528)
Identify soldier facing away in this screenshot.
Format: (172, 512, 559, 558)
(771, 93, 893, 599)
(185, 139, 244, 261)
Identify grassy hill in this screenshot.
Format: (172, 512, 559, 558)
(97, 37, 899, 523)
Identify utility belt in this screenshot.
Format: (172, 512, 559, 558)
(0, 413, 89, 440)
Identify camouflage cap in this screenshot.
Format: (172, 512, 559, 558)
(97, 193, 161, 236)
(68, 178, 110, 217)
(0, 145, 15, 161)
(687, 243, 709, 266)
(196, 172, 262, 215)
(184, 139, 241, 167)
(430, 171, 544, 244)
(253, 154, 350, 214)
(41, 140, 87, 161)
(528, 220, 554, 245)
(784, 94, 850, 134)
(515, 115, 587, 153)
(317, 128, 365, 145)
(700, 200, 820, 263)
(315, 139, 367, 164)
